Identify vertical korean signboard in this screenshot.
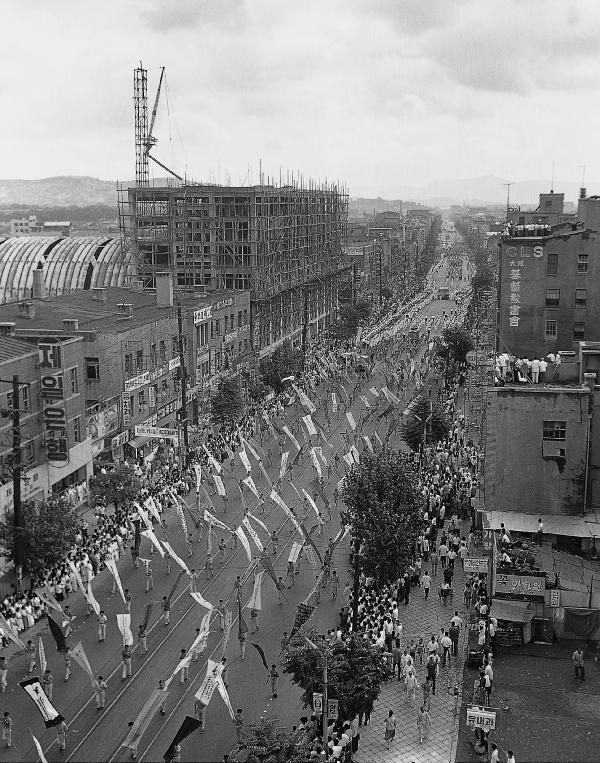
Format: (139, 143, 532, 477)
(39, 342, 68, 464)
(504, 243, 544, 329)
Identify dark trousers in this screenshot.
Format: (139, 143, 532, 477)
(451, 638, 458, 656)
(442, 647, 450, 667)
(575, 664, 586, 680)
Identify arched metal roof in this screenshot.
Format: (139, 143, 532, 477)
(0, 237, 136, 303)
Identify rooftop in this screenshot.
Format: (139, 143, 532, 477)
(0, 287, 244, 336)
(0, 335, 37, 364)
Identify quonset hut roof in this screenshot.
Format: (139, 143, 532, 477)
(0, 237, 135, 303)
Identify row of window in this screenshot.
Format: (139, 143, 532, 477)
(546, 253, 589, 275)
(544, 320, 585, 340)
(545, 289, 588, 308)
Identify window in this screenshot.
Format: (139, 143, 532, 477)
(546, 253, 558, 275)
(543, 421, 566, 440)
(124, 354, 132, 375)
(69, 367, 78, 394)
(574, 322, 585, 340)
(575, 289, 587, 308)
(172, 336, 179, 356)
(545, 288, 560, 308)
(224, 315, 229, 332)
(73, 416, 81, 443)
(545, 320, 557, 338)
(238, 311, 242, 328)
(136, 349, 144, 371)
(7, 385, 30, 412)
(22, 440, 35, 465)
(577, 254, 589, 273)
(137, 391, 146, 410)
(159, 340, 167, 363)
(85, 357, 100, 381)
(150, 343, 157, 366)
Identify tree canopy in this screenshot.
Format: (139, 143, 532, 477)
(330, 300, 372, 340)
(210, 377, 245, 425)
(259, 342, 304, 394)
(341, 449, 423, 583)
(401, 395, 451, 452)
(89, 464, 142, 507)
(241, 716, 313, 763)
(437, 325, 474, 366)
(0, 497, 79, 577)
(284, 636, 393, 722)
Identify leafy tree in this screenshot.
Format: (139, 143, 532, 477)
(437, 325, 474, 365)
(401, 395, 450, 452)
(210, 377, 245, 425)
(89, 464, 142, 507)
(381, 286, 393, 301)
(259, 342, 304, 394)
(284, 636, 393, 723)
(0, 497, 79, 578)
(330, 300, 372, 340)
(240, 716, 313, 762)
(341, 449, 423, 628)
(471, 261, 495, 294)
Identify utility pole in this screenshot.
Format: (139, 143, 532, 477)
(301, 284, 309, 367)
(177, 305, 190, 468)
(323, 647, 329, 760)
(11, 376, 22, 578)
(351, 535, 361, 632)
(503, 182, 512, 223)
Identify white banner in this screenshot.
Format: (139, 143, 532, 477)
(369, 387, 380, 397)
(242, 516, 264, 552)
(235, 525, 253, 562)
(203, 509, 231, 533)
(142, 528, 165, 557)
(242, 475, 259, 499)
(193, 463, 202, 491)
(280, 451, 289, 480)
(239, 450, 252, 473)
(292, 383, 316, 414)
(143, 496, 161, 523)
(247, 571, 264, 610)
(134, 425, 178, 443)
(190, 592, 213, 610)
(310, 448, 322, 477)
(162, 541, 192, 576)
(0, 613, 25, 650)
(213, 474, 226, 497)
(269, 489, 303, 536)
(105, 557, 127, 604)
(346, 411, 357, 431)
(301, 489, 321, 519)
(282, 425, 301, 451)
(360, 395, 370, 409)
(246, 511, 268, 533)
(116, 613, 133, 646)
(84, 581, 100, 616)
(217, 672, 235, 720)
(343, 452, 354, 467)
(288, 542, 303, 564)
(202, 444, 222, 473)
(363, 435, 374, 453)
(350, 445, 360, 463)
(30, 731, 48, 763)
(242, 438, 261, 463)
(38, 636, 47, 675)
(331, 392, 338, 413)
(70, 641, 96, 687)
(121, 689, 168, 751)
(302, 415, 318, 437)
(195, 659, 223, 707)
(20, 677, 63, 728)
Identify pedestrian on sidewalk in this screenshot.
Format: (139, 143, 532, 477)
(573, 647, 585, 680)
(426, 655, 438, 695)
(98, 610, 107, 641)
(269, 664, 279, 698)
(441, 631, 452, 667)
(422, 675, 433, 711)
(94, 676, 107, 709)
(138, 624, 148, 655)
(421, 570, 431, 600)
(234, 708, 244, 744)
(417, 706, 431, 744)
(430, 548, 439, 576)
(1, 712, 11, 749)
(384, 709, 396, 751)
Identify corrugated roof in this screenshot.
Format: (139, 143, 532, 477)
(0, 335, 36, 364)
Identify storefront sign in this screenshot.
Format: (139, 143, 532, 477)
(86, 402, 119, 440)
(148, 385, 156, 409)
(212, 296, 235, 311)
(156, 398, 178, 421)
(134, 425, 179, 443)
(495, 572, 546, 601)
(168, 357, 181, 371)
(550, 588, 560, 607)
(464, 557, 489, 573)
(466, 705, 496, 731)
(124, 371, 150, 393)
(193, 306, 212, 325)
(41, 371, 68, 463)
(122, 393, 131, 427)
(111, 431, 130, 450)
(40, 372, 64, 401)
(312, 693, 323, 713)
(38, 342, 62, 369)
(327, 699, 339, 719)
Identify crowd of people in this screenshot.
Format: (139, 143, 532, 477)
(494, 351, 562, 385)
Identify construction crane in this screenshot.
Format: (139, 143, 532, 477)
(134, 63, 182, 186)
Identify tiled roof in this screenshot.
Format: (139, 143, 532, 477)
(0, 335, 36, 364)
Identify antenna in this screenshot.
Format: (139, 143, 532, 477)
(550, 161, 554, 193)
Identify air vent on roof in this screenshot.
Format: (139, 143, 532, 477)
(92, 287, 107, 302)
(62, 318, 79, 332)
(18, 301, 35, 320)
(0, 322, 16, 337)
(118, 303, 134, 317)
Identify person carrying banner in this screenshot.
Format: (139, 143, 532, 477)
(138, 624, 148, 655)
(239, 629, 247, 662)
(94, 675, 107, 709)
(26, 639, 36, 674)
(179, 648, 189, 683)
(56, 718, 68, 751)
(161, 596, 171, 626)
(122, 643, 132, 680)
(64, 650, 72, 682)
(42, 668, 54, 701)
(2, 712, 12, 748)
(269, 665, 279, 698)
(193, 697, 207, 732)
(0, 655, 6, 692)
(250, 608, 259, 633)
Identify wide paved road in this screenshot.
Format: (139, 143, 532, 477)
(9, 247, 470, 763)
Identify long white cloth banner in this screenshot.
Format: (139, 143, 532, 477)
(202, 444, 222, 473)
(331, 392, 338, 413)
(246, 511, 268, 533)
(0, 613, 25, 650)
(292, 383, 316, 414)
(346, 412, 357, 431)
(247, 570, 264, 610)
(314, 446, 327, 466)
(162, 541, 192, 577)
(343, 452, 354, 468)
(84, 582, 100, 616)
(190, 592, 214, 610)
(133, 502, 153, 530)
(280, 451, 289, 480)
(288, 542, 302, 564)
(195, 659, 223, 707)
(282, 425, 300, 451)
(142, 528, 165, 557)
(235, 526, 253, 562)
(359, 395, 371, 409)
(143, 496, 161, 523)
(104, 558, 127, 605)
(19, 677, 64, 728)
(193, 463, 202, 491)
(369, 386, 380, 397)
(302, 415, 318, 437)
(310, 448, 322, 477)
(70, 641, 96, 687)
(203, 509, 231, 533)
(363, 435, 374, 453)
(350, 445, 360, 463)
(38, 636, 47, 675)
(217, 673, 235, 720)
(242, 475, 259, 499)
(269, 489, 303, 536)
(213, 474, 227, 497)
(242, 516, 264, 552)
(239, 450, 252, 473)
(30, 731, 48, 763)
(242, 438, 261, 463)
(301, 489, 321, 519)
(116, 613, 133, 646)
(121, 689, 168, 751)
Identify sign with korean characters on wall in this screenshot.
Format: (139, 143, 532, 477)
(505, 243, 544, 329)
(495, 572, 546, 601)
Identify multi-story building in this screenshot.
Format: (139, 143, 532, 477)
(0, 280, 251, 464)
(0, 325, 91, 518)
(497, 193, 600, 358)
(507, 190, 577, 228)
(122, 183, 350, 357)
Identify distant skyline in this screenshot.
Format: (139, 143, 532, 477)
(2, 0, 600, 198)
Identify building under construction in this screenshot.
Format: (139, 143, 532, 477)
(120, 65, 350, 358)
(121, 182, 350, 357)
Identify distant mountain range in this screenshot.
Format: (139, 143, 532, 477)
(0, 174, 594, 209)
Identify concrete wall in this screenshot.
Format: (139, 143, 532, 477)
(488, 386, 589, 515)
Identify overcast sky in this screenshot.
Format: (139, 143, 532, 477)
(2, 0, 600, 197)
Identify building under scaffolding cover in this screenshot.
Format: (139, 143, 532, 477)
(120, 183, 351, 356)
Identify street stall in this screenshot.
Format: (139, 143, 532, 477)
(490, 598, 534, 646)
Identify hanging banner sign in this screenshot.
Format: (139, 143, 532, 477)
(242, 476, 259, 499)
(346, 412, 357, 431)
(302, 415, 318, 437)
(190, 592, 214, 610)
(20, 677, 64, 728)
(282, 425, 301, 451)
(134, 425, 179, 443)
(213, 474, 227, 497)
(310, 448, 322, 477)
(280, 451, 289, 480)
(288, 542, 303, 564)
(239, 450, 252, 473)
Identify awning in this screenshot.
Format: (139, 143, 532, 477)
(127, 434, 152, 449)
(491, 598, 534, 623)
(485, 510, 600, 539)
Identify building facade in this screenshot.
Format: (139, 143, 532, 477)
(122, 184, 351, 357)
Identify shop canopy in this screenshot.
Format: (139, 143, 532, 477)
(491, 598, 534, 623)
(485, 510, 600, 539)
(127, 434, 153, 450)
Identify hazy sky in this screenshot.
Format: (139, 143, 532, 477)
(2, 0, 600, 197)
